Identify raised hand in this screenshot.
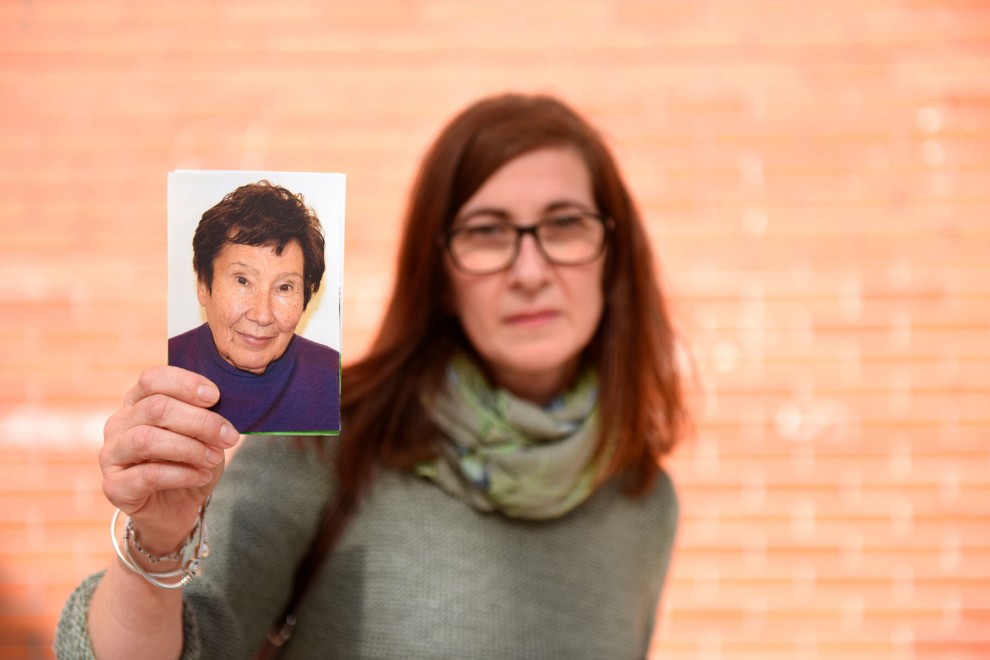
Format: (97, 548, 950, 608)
(100, 365, 240, 555)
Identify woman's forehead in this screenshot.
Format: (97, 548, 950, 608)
(215, 241, 304, 272)
(456, 147, 593, 214)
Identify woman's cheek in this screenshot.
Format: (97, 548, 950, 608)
(275, 296, 304, 329)
(218, 291, 242, 324)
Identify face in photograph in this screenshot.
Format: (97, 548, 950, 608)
(197, 240, 306, 375)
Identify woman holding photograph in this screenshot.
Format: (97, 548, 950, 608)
(56, 92, 689, 659)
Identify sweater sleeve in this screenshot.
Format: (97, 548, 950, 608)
(53, 436, 337, 660)
(54, 572, 204, 660)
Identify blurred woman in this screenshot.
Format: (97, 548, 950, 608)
(56, 92, 688, 659)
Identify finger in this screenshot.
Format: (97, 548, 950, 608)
(102, 461, 216, 510)
(123, 365, 220, 409)
(102, 424, 226, 472)
(109, 393, 240, 451)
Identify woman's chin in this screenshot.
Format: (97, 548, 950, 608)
(224, 354, 271, 375)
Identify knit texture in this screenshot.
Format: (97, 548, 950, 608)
(55, 437, 678, 659)
(55, 573, 203, 658)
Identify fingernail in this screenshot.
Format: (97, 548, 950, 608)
(199, 469, 213, 485)
(220, 424, 239, 447)
(198, 385, 218, 404)
(206, 448, 223, 465)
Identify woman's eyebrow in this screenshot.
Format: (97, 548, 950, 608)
(456, 199, 593, 224)
(226, 261, 259, 273)
(543, 200, 595, 214)
(225, 262, 302, 280)
(456, 207, 510, 223)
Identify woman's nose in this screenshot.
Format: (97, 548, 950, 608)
(246, 291, 275, 324)
(508, 233, 550, 288)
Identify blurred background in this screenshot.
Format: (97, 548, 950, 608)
(2, 1, 988, 658)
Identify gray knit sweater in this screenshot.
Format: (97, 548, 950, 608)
(56, 437, 678, 659)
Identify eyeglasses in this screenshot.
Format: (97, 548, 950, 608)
(442, 211, 613, 275)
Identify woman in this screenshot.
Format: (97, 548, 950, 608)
(56, 93, 688, 659)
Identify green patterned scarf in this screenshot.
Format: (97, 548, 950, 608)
(416, 353, 604, 520)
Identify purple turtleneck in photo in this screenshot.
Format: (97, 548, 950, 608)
(169, 323, 340, 434)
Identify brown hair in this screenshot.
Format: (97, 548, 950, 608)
(193, 180, 326, 309)
(338, 93, 687, 497)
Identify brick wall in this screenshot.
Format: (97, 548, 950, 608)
(2, 1, 988, 658)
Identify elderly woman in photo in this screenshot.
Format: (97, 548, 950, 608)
(169, 181, 340, 433)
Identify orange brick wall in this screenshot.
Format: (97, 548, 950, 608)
(2, 1, 988, 658)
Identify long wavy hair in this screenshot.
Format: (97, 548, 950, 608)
(337, 93, 688, 498)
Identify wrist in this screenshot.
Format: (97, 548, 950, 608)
(110, 497, 211, 589)
(125, 516, 200, 565)
(128, 511, 203, 553)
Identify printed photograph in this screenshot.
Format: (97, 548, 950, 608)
(167, 170, 345, 434)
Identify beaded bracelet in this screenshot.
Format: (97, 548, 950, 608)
(124, 515, 199, 564)
(110, 497, 211, 589)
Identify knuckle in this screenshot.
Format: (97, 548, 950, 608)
(104, 408, 126, 443)
(100, 470, 115, 500)
(142, 393, 171, 424)
(135, 367, 158, 395)
(101, 475, 122, 506)
(130, 425, 156, 459)
(100, 469, 132, 510)
(139, 462, 165, 489)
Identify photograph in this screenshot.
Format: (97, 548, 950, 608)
(168, 170, 344, 434)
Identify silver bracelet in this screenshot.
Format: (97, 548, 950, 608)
(124, 515, 199, 564)
(110, 497, 211, 589)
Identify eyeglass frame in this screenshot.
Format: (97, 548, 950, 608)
(440, 211, 614, 276)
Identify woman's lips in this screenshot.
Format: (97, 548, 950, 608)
(237, 332, 276, 348)
(504, 310, 559, 327)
